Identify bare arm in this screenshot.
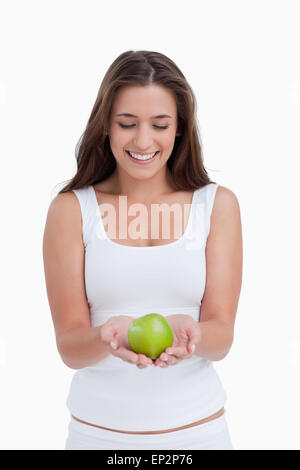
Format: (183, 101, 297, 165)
(54, 326, 110, 370)
(42, 192, 110, 370)
(195, 186, 243, 361)
(193, 319, 234, 361)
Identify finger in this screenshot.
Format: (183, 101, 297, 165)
(165, 355, 178, 365)
(137, 363, 147, 369)
(164, 346, 188, 358)
(156, 354, 178, 366)
(138, 354, 153, 366)
(114, 346, 138, 364)
(154, 353, 168, 366)
(157, 346, 194, 365)
(136, 354, 153, 368)
(108, 339, 138, 364)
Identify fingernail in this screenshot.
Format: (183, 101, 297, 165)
(162, 356, 168, 361)
(110, 341, 117, 350)
(191, 344, 195, 353)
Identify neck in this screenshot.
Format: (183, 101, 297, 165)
(111, 167, 176, 203)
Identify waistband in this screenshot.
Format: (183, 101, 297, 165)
(71, 407, 225, 435)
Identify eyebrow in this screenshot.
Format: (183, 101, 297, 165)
(115, 113, 172, 119)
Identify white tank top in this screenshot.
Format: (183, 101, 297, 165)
(66, 182, 227, 431)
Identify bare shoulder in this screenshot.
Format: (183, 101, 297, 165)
(210, 185, 241, 233)
(43, 191, 83, 248)
(45, 191, 82, 226)
(214, 185, 240, 210)
(47, 190, 79, 214)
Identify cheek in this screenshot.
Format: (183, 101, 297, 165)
(160, 140, 175, 154)
(110, 133, 128, 152)
(161, 131, 176, 146)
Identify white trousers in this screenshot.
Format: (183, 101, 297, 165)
(65, 413, 234, 450)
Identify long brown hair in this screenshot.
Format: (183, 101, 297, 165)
(57, 50, 215, 195)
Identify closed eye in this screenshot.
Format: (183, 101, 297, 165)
(118, 124, 169, 130)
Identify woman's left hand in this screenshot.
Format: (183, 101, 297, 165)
(154, 314, 200, 367)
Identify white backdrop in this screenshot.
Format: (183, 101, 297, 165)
(0, 0, 299, 450)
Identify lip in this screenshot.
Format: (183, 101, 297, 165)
(126, 150, 159, 165)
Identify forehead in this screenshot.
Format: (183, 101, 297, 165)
(111, 84, 177, 117)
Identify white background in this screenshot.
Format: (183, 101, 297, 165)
(0, 0, 299, 450)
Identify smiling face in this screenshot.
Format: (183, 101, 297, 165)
(106, 84, 180, 197)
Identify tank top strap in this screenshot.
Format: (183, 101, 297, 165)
(185, 183, 219, 250)
(72, 185, 95, 248)
(203, 182, 219, 238)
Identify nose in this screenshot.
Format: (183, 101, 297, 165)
(132, 123, 155, 151)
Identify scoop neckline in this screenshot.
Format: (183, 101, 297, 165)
(89, 185, 198, 249)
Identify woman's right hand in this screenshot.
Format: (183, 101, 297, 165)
(100, 315, 155, 369)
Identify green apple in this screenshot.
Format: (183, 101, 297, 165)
(128, 313, 173, 360)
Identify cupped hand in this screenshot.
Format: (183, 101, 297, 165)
(153, 314, 200, 367)
(100, 315, 154, 368)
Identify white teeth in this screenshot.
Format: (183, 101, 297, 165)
(128, 151, 157, 161)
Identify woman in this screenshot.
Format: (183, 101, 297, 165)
(43, 50, 243, 450)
